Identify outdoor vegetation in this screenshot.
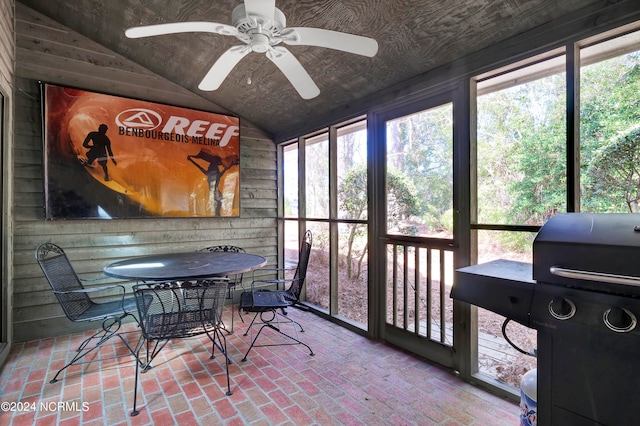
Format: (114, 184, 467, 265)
(479, 50, 640, 236)
(386, 104, 453, 238)
(478, 47, 640, 385)
(287, 38, 640, 389)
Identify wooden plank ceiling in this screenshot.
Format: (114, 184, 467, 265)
(18, 0, 601, 139)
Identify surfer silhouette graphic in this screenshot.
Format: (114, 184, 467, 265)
(82, 123, 116, 181)
(187, 149, 238, 216)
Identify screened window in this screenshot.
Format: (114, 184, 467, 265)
(385, 104, 454, 238)
(304, 133, 329, 219)
(476, 55, 567, 228)
(580, 29, 640, 213)
(283, 143, 298, 217)
(280, 118, 369, 329)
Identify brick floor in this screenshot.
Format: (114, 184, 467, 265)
(0, 309, 519, 425)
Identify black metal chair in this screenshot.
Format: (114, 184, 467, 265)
(199, 245, 246, 333)
(35, 243, 139, 384)
(238, 230, 314, 361)
(131, 279, 232, 416)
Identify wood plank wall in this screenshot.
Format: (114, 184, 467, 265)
(12, 3, 278, 342)
(1, 0, 15, 364)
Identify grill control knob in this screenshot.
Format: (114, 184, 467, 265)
(603, 307, 637, 333)
(548, 297, 576, 320)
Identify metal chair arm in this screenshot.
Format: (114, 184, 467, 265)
(52, 284, 131, 318)
(249, 278, 299, 292)
(52, 284, 126, 294)
(251, 266, 295, 277)
(250, 266, 296, 290)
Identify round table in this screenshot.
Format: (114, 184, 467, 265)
(103, 251, 267, 281)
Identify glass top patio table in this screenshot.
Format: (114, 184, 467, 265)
(103, 251, 267, 281)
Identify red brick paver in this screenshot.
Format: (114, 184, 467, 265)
(0, 309, 519, 425)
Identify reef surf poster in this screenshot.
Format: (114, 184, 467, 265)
(43, 84, 240, 219)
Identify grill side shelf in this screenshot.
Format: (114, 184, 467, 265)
(453, 259, 535, 327)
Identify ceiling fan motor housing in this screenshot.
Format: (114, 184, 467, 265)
(232, 4, 286, 48)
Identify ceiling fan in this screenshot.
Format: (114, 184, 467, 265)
(125, 0, 378, 99)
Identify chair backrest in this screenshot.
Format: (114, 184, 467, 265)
(35, 243, 94, 322)
(133, 280, 228, 341)
(286, 230, 313, 302)
(199, 245, 246, 254)
(199, 245, 246, 285)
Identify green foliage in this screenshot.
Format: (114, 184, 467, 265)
(585, 126, 640, 212)
(338, 166, 370, 279)
(333, 48, 640, 258)
(338, 165, 368, 220)
(439, 208, 454, 233)
(580, 52, 640, 212)
(478, 73, 566, 230)
(580, 53, 640, 158)
(479, 50, 640, 231)
(339, 164, 420, 223)
(383, 104, 454, 237)
(476, 49, 640, 253)
(421, 207, 454, 233)
(284, 198, 293, 216)
(385, 167, 421, 223)
(500, 230, 535, 253)
(339, 165, 420, 276)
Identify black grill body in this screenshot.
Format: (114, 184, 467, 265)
(453, 213, 640, 426)
(533, 212, 640, 297)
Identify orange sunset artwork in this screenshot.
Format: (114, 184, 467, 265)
(44, 84, 240, 219)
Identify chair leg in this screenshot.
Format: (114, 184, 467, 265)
(131, 343, 143, 416)
(130, 336, 172, 417)
(206, 326, 234, 366)
(206, 327, 233, 396)
(242, 311, 261, 337)
(241, 310, 314, 361)
(228, 286, 235, 334)
(50, 315, 134, 384)
(140, 338, 171, 372)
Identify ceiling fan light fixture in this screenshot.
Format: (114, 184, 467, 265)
(250, 33, 271, 53)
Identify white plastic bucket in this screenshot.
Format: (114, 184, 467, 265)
(520, 368, 537, 426)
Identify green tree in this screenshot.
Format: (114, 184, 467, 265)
(339, 166, 419, 278)
(586, 126, 640, 212)
(478, 73, 566, 230)
(389, 106, 453, 233)
(581, 52, 640, 212)
(507, 75, 567, 225)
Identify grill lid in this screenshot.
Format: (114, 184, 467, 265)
(533, 213, 640, 295)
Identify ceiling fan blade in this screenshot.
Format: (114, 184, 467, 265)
(282, 28, 378, 57)
(125, 22, 238, 38)
(266, 46, 320, 100)
(198, 46, 250, 91)
(244, 0, 276, 24)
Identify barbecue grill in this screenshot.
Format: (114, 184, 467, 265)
(452, 213, 640, 426)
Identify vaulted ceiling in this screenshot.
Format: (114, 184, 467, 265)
(18, 0, 604, 139)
